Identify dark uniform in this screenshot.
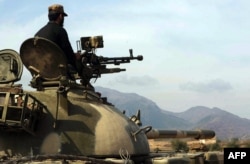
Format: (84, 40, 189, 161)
(35, 22, 76, 68)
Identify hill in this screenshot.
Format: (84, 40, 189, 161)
(95, 86, 250, 140)
(96, 86, 190, 129)
(174, 106, 250, 140)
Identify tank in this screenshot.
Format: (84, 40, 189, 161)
(0, 36, 223, 163)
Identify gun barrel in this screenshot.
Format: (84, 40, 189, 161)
(146, 129, 215, 140)
(99, 55, 143, 65)
(99, 68, 126, 74)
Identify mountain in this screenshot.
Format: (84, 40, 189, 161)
(96, 86, 190, 129)
(95, 86, 250, 140)
(174, 106, 250, 140)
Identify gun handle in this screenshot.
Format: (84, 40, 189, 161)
(129, 49, 133, 57)
(76, 40, 81, 52)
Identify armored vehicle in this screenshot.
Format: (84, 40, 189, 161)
(0, 36, 223, 163)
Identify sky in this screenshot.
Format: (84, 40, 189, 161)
(1, 0, 250, 118)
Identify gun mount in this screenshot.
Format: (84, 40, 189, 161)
(76, 35, 143, 86)
(19, 36, 143, 89)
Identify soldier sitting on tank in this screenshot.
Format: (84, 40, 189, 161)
(35, 4, 82, 80)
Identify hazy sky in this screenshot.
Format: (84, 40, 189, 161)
(1, 0, 250, 118)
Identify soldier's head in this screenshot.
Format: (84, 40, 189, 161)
(48, 4, 68, 26)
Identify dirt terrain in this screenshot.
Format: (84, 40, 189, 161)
(148, 138, 217, 152)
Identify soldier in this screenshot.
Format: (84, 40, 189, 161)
(35, 4, 81, 77)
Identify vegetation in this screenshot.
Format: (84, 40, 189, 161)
(171, 139, 189, 152)
(208, 140, 222, 151)
(225, 138, 239, 148)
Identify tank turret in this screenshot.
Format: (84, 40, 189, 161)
(0, 36, 223, 163)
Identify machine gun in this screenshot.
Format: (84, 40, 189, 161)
(76, 36, 143, 86)
(19, 36, 143, 89)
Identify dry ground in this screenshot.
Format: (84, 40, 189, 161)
(148, 138, 217, 152)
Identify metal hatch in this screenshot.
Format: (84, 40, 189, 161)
(0, 49, 23, 84)
(19, 37, 67, 81)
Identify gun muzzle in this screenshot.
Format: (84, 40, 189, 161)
(136, 55, 143, 61)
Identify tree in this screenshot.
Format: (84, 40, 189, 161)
(208, 140, 222, 151)
(171, 139, 189, 152)
(226, 138, 239, 148)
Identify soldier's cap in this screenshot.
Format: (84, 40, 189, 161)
(48, 4, 68, 16)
